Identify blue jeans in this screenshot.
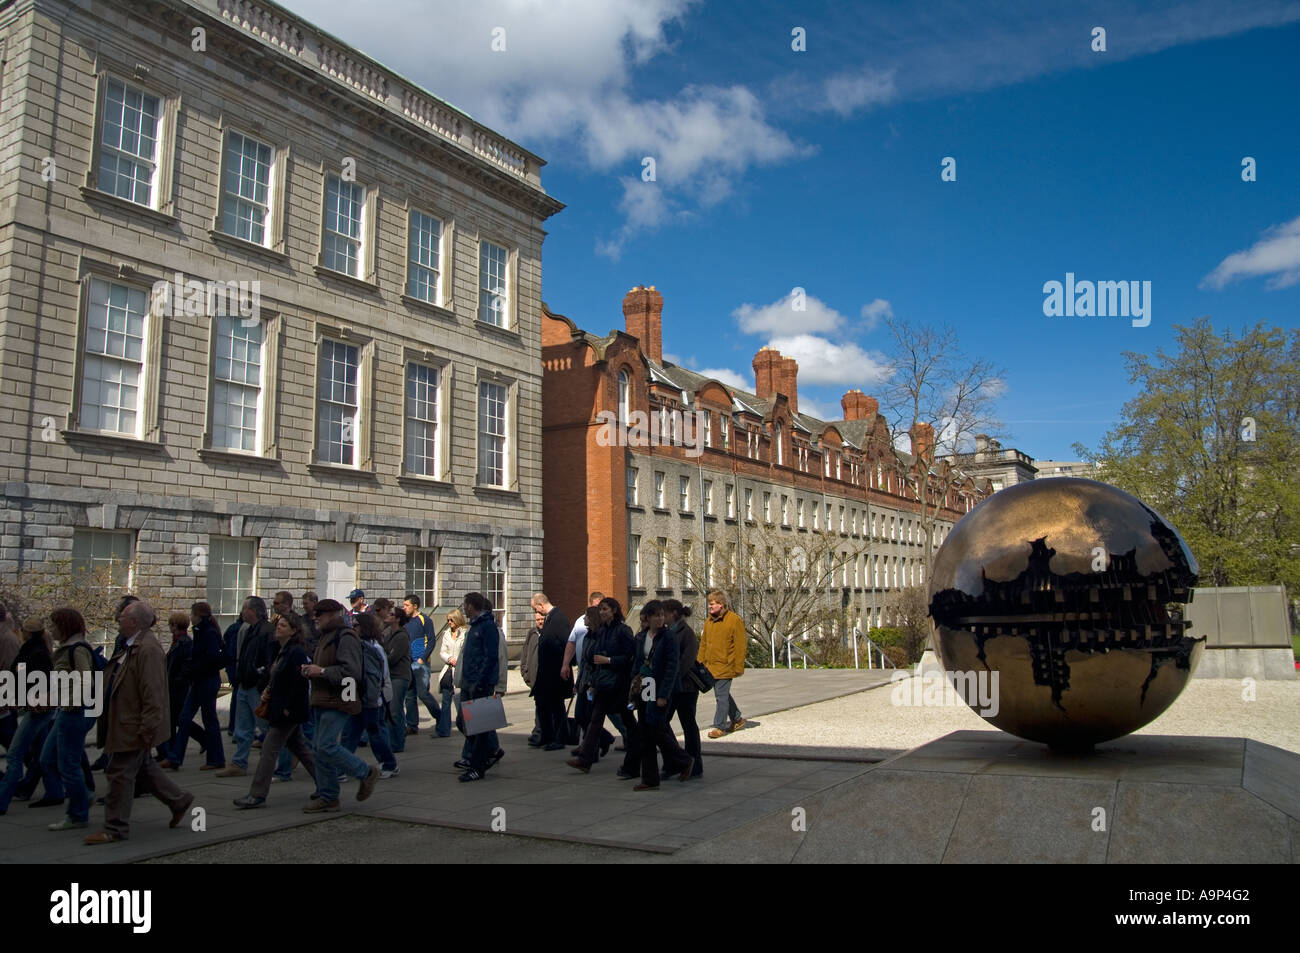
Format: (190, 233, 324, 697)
(0, 710, 57, 811)
(169, 675, 224, 767)
(406, 664, 441, 731)
(41, 710, 95, 822)
(343, 707, 396, 771)
(312, 708, 371, 803)
(388, 677, 410, 752)
(276, 715, 313, 780)
(437, 687, 454, 737)
(232, 685, 267, 769)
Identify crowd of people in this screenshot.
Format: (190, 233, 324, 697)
(0, 584, 751, 843)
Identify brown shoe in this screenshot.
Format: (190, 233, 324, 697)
(214, 766, 246, 777)
(303, 799, 340, 813)
(678, 758, 695, 782)
(706, 729, 728, 739)
(199, 763, 222, 771)
(356, 765, 379, 802)
(84, 831, 123, 845)
(169, 792, 194, 829)
(156, 759, 179, 770)
(731, 718, 746, 731)
(632, 783, 660, 792)
(566, 758, 590, 773)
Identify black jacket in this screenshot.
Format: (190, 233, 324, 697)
(266, 642, 311, 727)
(672, 619, 699, 697)
(12, 636, 53, 712)
(460, 611, 500, 700)
(584, 621, 634, 702)
(235, 619, 275, 691)
(191, 617, 224, 680)
(165, 634, 193, 692)
(530, 607, 573, 702)
(632, 626, 681, 724)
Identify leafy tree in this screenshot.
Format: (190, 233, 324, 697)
(1075, 318, 1300, 591)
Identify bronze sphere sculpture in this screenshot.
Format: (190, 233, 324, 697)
(928, 478, 1203, 750)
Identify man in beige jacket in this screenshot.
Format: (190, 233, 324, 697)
(86, 601, 194, 844)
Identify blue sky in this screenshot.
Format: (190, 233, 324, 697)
(284, 0, 1300, 461)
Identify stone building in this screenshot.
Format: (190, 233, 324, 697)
(541, 286, 989, 635)
(0, 0, 564, 634)
(938, 434, 1039, 493)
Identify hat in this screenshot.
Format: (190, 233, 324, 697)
(314, 598, 345, 615)
(21, 616, 45, 634)
(347, 589, 365, 602)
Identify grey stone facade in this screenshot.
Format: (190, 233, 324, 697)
(0, 0, 562, 637)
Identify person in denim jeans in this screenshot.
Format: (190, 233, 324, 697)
(437, 609, 466, 738)
(41, 608, 100, 831)
(162, 602, 226, 770)
(301, 599, 378, 811)
(0, 621, 58, 816)
(218, 597, 274, 777)
(373, 599, 411, 754)
(403, 595, 441, 734)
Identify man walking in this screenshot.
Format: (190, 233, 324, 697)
(528, 593, 572, 751)
(699, 590, 746, 738)
(300, 599, 378, 811)
(85, 602, 193, 844)
(217, 597, 274, 777)
(456, 593, 500, 782)
(403, 594, 441, 733)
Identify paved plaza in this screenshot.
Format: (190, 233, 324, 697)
(2, 668, 1296, 863)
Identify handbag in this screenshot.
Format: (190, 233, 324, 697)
(461, 695, 507, 736)
(439, 665, 454, 692)
(254, 697, 270, 719)
(685, 661, 716, 693)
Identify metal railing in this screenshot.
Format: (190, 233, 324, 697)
(853, 627, 896, 670)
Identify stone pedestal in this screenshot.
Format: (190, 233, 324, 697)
(679, 731, 1300, 863)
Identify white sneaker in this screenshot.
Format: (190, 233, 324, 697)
(380, 767, 400, 779)
(271, 775, 290, 783)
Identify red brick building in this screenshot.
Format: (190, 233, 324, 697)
(541, 286, 988, 628)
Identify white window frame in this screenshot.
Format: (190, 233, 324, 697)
(626, 466, 639, 506)
(725, 484, 735, 519)
(478, 237, 517, 329)
(679, 475, 690, 512)
(403, 356, 449, 479)
(86, 70, 179, 214)
(315, 334, 368, 468)
(406, 208, 445, 306)
(654, 471, 665, 508)
(628, 535, 642, 588)
(217, 127, 282, 249)
(207, 536, 258, 632)
(476, 375, 516, 489)
(320, 173, 374, 281)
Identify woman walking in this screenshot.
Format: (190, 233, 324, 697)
(43, 608, 100, 830)
(233, 613, 316, 809)
(342, 614, 398, 778)
(629, 601, 694, 791)
(567, 598, 634, 774)
(439, 609, 465, 740)
(661, 599, 703, 780)
(161, 602, 225, 770)
(156, 612, 205, 763)
(0, 617, 60, 814)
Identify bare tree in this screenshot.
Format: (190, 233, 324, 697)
(878, 312, 1006, 580)
(661, 524, 870, 667)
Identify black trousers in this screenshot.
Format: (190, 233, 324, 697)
(673, 691, 703, 775)
(638, 704, 691, 785)
(534, 696, 566, 745)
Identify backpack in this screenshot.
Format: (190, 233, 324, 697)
(74, 641, 108, 672)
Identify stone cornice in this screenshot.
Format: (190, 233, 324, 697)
(97, 0, 564, 219)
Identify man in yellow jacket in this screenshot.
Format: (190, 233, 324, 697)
(698, 590, 746, 738)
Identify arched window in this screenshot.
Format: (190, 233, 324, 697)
(617, 369, 630, 427)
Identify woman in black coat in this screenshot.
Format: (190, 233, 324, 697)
(662, 599, 703, 780)
(630, 600, 694, 790)
(233, 614, 316, 808)
(567, 598, 635, 773)
(157, 613, 205, 761)
(530, 604, 573, 751)
(160, 602, 226, 769)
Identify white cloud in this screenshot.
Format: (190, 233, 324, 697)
(1201, 214, 1300, 290)
(824, 67, 898, 116)
(860, 298, 893, 330)
(794, 395, 836, 421)
(767, 334, 892, 387)
(733, 291, 847, 336)
(694, 367, 751, 392)
(280, 0, 804, 250)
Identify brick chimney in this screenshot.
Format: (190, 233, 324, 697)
(911, 422, 935, 463)
(841, 389, 879, 421)
(778, 355, 799, 415)
(753, 346, 781, 400)
(622, 285, 663, 363)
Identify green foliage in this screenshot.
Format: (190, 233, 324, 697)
(1077, 319, 1300, 593)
